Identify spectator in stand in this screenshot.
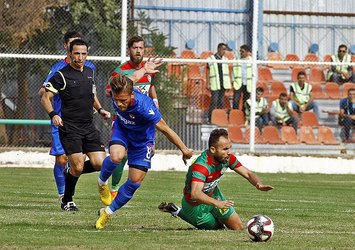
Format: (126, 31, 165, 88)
(206, 43, 232, 123)
(327, 44, 354, 84)
(232, 44, 252, 110)
(244, 87, 270, 131)
(339, 88, 355, 143)
(289, 71, 320, 119)
(270, 92, 298, 132)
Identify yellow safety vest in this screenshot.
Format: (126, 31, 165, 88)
(208, 55, 231, 91)
(232, 56, 252, 92)
(272, 99, 291, 123)
(327, 54, 351, 80)
(291, 82, 312, 105)
(245, 97, 268, 123)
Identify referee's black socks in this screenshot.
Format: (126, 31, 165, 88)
(63, 172, 79, 203)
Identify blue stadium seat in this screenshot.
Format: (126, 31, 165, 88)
(268, 42, 279, 52)
(350, 45, 355, 55)
(185, 39, 195, 50)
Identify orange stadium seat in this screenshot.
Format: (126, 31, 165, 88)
(263, 125, 285, 144)
(257, 81, 271, 98)
(301, 111, 320, 127)
(267, 52, 288, 69)
(245, 127, 266, 144)
(299, 126, 320, 145)
(325, 82, 340, 99)
(309, 67, 326, 85)
(200, 50, 214, 59)
(304, 53, 320, 68)
(229, 109, 245, 127)
(281, 126, 299, 144)
(211, 109, 229, 127)
(341, 82, 355, 98)
(258, 67, 278, 83)
(224, 51, 235, 60)
(310, 83, 327, 99)
(317, 126, 341, 145)
(285, 53, 301, 68)
(181, 49, 196, 59)
(228, 126, 247, 144)
(194, 92, 211, 111)
(269, 81, 287, 99)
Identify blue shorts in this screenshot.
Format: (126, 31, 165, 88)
(49, 127, 65, 156)
(110, 126, 154, 169)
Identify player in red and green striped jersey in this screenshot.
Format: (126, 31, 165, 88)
(106, 36, 160, 199)
(159, 128, 273, 230)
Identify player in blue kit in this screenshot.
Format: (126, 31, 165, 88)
(38, 31, 96, 201)
(95, 73, 193, 229)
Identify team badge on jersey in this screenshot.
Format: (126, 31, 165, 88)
(129, 114, 135, 119)
(148, 109, 155, 115)
(147, 75, 152, 82)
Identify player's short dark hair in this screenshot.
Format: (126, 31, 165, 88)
(128, 36, 145, 48)
(110, 73, 134, 95)
(69, 39, 88, 52)
(208, 128, 229, 148)
(240, 44, 251, 52)
(256, 87, 264, 93)
(297, 71, 306, 78)
(64, 31, 82, 44)
(217, 43, 227, 49)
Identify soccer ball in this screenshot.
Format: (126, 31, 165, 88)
(246, 215, 274, 242)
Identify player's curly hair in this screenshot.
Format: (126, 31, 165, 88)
(208, 128, 229, 148)
(109, 73, 134, 94)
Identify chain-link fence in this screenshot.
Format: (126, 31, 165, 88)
(0, 0, 354, 155)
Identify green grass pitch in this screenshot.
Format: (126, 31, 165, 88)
(0, 168, 354, 249)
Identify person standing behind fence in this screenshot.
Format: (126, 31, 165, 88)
(244, 87, 270, 131)
(327, 44, 354, 84)
(339, 88, 355, 143)
(232, 44, 252, 110)
(41, 39, 111, 211)
(106, 35, 160, 200)
(38, 31, 96, 202)
(206, 43, 232, 123)
(270, 92, 298, 132)
(289, 71, 320, 119)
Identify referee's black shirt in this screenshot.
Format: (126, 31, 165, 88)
(46, 64, 96, 124)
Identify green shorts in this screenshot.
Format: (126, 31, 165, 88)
(178, 187, 235, 230)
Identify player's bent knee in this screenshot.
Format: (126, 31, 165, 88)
(55, 155, 68, 166)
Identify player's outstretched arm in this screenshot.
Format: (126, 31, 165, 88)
(155, 118, 193, 164)
(235, 165, 273, 191)
(129, 57, 164, 83)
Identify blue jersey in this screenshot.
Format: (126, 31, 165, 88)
(111, 89, 162, 148)
(43, 58, 96, 128)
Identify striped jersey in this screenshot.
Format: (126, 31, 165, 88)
(184, 150, 242, 205)
(111, 61, 155, 95)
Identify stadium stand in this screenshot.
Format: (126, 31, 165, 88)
(299, 126, 321, 145)
(281, 126, 299, 144)
(228, 126, 247, 144)
(269, 81, 287, 99)
(181, 49, 196, 59)
(341, 82, 355, 98)
(267, 52, 288, 69)
(211, 109, 229, 127)
(325, 82, 341, 99)
(199, 50, 213, 59)
(317, 126, 341, 145)
(258, 67, 279, 84)
(310, 83, 327, 99)
(263, 125, 285, 144)
(309, 67, 326, 85)
(301, 111, 320, 127)
(245, 127, 266, 144)
(229, 109, 245, 127)
(285, 53, 301, 69)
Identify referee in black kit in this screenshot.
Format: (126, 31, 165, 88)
(41, 39, 111, 211)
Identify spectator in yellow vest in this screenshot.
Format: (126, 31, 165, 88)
(244, 87, 271, 131)
(290, 71, 320, 118)
(270, 92, 298, 132)
(327, 44, 354, 84)
(232, 44, 252, 110)
(206, 43, 232, 123)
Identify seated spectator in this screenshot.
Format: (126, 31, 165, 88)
(290, 71, 320, 118)
(270, 92, 298, 132)
(244, 87, 270, 131)
(327, 44, 354, 84)
(339, 88, 355, 143)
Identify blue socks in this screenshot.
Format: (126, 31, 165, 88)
(109, 179, 141, 212)
(53, 163, 65, 196)
(99, 156, 120, 183)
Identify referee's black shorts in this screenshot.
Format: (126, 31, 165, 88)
(59, 122, 105, 155)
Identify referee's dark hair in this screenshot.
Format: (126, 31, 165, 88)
(110, 73, 134, 95)
(69, 39, 88, 52)
(128, 35, 145, 48)
(208, 128, 229, 148)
